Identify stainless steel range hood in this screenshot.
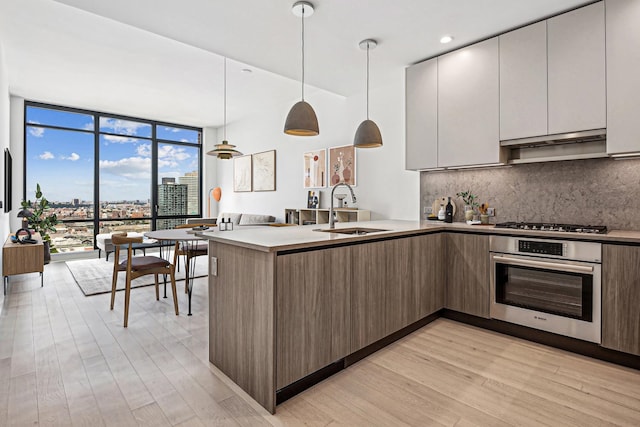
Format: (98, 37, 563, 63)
(501, 128, 607, 164)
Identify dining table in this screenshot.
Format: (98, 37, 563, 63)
(144, 228, 207, 316)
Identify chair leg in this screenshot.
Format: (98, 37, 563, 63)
(124, 272, 131, 327)
(154, 274, 160, 301)
(170, 267, 179, 316)
(184, 255, 190, 294)
(110, 269, 118, 310)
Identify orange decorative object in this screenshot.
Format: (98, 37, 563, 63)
(213, 187, 222, 202)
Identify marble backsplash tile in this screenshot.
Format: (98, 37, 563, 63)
(420, 157, 640, 230)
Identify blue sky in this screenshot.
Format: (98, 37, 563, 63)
(26, 106, 200, 203)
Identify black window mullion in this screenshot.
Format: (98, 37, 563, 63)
(93, 112, 100, 248)
(151, 124, 158, 231)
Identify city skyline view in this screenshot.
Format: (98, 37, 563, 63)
(23, 103, 202, 252)
(25, 105, 201, 202)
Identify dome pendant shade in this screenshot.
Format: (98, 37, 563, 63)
(354, 119, 383, 148)
(284, 101, 319, 136)
(285, 1, 319, 137)
(354, 38, 382, 148)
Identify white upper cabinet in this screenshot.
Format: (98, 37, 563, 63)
(547, 2, 606, 134)
(438, 38, 500, 168)
(606, 0, 640, 155)
(499, 21, 548, 141)
(405, 58, 438, 170)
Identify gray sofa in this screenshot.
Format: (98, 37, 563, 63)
(188, 212, 276, 227)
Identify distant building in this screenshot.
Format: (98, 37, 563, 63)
(158, 180, 187, 218)
(73, 198, 79, 207)
(178, 171, 199, 215)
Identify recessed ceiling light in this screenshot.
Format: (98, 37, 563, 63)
(440, 35, 454, 44)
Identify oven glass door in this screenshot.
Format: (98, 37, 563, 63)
(494, 260, 593, 322)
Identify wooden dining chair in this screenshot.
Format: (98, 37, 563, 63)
(110, 233, 179, 327)
(173, 223, 209, 293)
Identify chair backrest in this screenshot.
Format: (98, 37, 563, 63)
(111, 233, 144, 269)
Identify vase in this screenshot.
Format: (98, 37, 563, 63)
(43, 240, 51, 265)
(464, 206, 475, 221)
(343, 167, 352, 182)
(480, 214, 489, 225)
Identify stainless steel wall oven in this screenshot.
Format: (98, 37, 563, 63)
(490, 235, 601, 343)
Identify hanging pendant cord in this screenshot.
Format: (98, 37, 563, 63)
(366, 42, 370, 120)
(223, 57, 227, 141)
(301, 5, 305, 101)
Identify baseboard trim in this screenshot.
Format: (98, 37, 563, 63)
(442, 310, 640, 371)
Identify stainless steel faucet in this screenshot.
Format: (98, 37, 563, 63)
(328, 183, 357, 229)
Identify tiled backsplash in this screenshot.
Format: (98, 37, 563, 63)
(420, 157, 640, 230)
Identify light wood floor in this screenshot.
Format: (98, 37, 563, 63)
(1, 261, 639, 426)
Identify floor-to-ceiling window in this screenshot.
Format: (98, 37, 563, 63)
(24, 102, 202, 253)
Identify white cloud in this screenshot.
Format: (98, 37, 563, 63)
(137, 143, 151, 157)
(61, 152, 80, 161)
(39, 151, 54, 160)
(103, 134, 137, 144)
(29, 127, 45, 138)
(83, 122, 94, 131)
(158, 145, 191, 165)
(100, 118, 149, 136)
(99, 156, 151, 179)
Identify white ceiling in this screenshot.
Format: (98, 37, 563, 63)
(0, 0, 592, 128)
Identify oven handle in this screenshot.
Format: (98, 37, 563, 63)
(492, 255, 594, 274)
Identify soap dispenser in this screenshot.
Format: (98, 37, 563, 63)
(437, 203, 445, 220)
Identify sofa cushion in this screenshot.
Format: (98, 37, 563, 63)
(239, 214, 276, 225)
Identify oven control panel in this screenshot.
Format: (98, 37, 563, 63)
(518, 240, 565, 256)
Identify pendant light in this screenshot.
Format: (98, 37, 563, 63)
(354, 39, 383, 148)
(284, 1, 319, 136)
(207, 57, 243, 159)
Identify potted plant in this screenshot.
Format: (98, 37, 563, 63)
(456, 190, 479, 221)
(21, 183, 58, 264)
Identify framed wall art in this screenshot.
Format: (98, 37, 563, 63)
(328, 145, 356, 186)
(252, 150, 276, 191)
(303, 149, 326, 188)
(233, 154, 252, 192)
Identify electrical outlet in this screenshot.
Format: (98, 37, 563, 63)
(424, 206, 433, 214)
(211, 256, 218, 276)
(487, 207, 495, 217)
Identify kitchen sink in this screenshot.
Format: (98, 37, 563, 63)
(314, 227, 389, 235)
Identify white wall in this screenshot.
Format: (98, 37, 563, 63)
(215, 69, 419, 222)
(0, 41, 9, 308)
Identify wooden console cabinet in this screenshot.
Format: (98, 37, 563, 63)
(3, 232, 44, 294)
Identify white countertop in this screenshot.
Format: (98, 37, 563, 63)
(196, 220, 640, 253)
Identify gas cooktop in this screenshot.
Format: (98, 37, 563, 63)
(493, 222, 608, 234)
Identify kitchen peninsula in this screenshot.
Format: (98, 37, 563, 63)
(198, 220, 640, 414)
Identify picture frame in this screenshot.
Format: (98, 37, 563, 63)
(233, 155, 252, 192)
(252, 150, 276, 191)
(328, 145, 356, 186)
(303, 149, 326, 188)
(4, 148, 12, 213)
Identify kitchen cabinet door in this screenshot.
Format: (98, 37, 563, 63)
(351, 240, 391, 352)
(385, 234, 444, 334)
(499, 21, 547, 141)
(606, 0, 640, 155)
(438, 37, 500, 168)
(405, 58, 438, 170)
(445, 233, 490, 318)
(602, 244, 640, 356)
(547, 2, 606, 134)
(276, 246, 351, 389)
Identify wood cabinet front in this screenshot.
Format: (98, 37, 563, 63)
(602, 244, 640, 356)
(276, 246, 351, 389)
(445, 233, 490, 318)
